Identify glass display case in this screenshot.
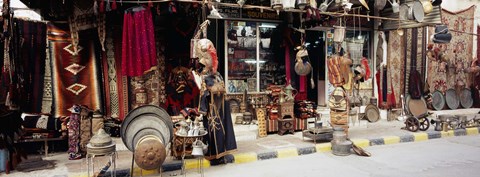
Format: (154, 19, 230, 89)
(225, 20, 284, 93)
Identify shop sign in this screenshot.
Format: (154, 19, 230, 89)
(216, 5, 280, 20)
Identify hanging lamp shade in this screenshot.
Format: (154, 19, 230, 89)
(282, 0, 296, 10)
(271, 0, 283, 14)
(297, 0, 308, 10)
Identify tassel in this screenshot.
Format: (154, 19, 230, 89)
(99, 0, 105, 13)
(111, 0, 117, 10)
(93, 0, 99, 15)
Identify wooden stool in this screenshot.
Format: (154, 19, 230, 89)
(278, 118, 294, 135)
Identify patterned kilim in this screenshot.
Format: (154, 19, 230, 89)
(440, 6, 475, 88)
(48, 25, 103, 117)
(388, 31, 405, 108)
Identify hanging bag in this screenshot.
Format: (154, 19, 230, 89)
(294, 46, 312, 76)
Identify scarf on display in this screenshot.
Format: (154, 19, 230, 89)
(121, 7, 157, 77)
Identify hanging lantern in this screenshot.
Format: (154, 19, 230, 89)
(297, 0, 308, 10)
(282, 0, 296, 10)
(271, 0, 283, 14)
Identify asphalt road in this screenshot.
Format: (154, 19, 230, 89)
(165, 135, 480, 177)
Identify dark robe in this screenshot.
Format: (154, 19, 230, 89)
(198, 75, 237, 161)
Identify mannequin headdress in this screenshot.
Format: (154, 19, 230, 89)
(195, 38, 218, 75)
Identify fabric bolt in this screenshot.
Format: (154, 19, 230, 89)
(121, 8, 157, 77)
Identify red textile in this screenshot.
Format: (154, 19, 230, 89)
(361, 57, 371, 80)
(285, 47, 291, 84)
(121, 8, 157, 76)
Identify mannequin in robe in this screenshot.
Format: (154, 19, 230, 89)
(191, 38, 237, 164)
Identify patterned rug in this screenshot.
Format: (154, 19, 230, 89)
(439, 6, 475, 89)
(387, 31, 405, 108)
(48, 25, 103, 117)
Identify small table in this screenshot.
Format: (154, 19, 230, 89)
(15, 136, 66, 157)
(277, 119, 294, 135)
(176, 132, 207, 177)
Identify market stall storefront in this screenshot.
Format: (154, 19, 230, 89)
(1, 0, 480, 175)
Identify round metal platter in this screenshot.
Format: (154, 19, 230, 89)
(365, 104, 380, 122)
(407, 95, 427, 118)
(431, 90, 445, 111)
(445, 89, 459, 110)
(123, 113, 171, 151)
(460, 88, 473, 108)
(121, 105, 174, 149)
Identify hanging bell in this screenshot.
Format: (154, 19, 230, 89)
(282, 0, 296, 10)
(297, 0, 308, 10)
(271, 0, 283, 15)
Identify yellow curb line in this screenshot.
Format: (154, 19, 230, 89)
(277, 148, 298, 158)
(233, 152, 258, 164)
(466, 127, 479, 135)
(185, 158, 211, 169)
(413, 133, 428, 142)
(441, 130, 455, 137)
(350, 139, 370, 148)
(382, 136, 401, 145)
(132, 167, 159, 176)
(315, 143, 332, 153)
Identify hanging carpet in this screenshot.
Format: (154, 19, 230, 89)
(13, 20, 47, 113)
(387, 30, 405, 108)
(439, 6, 475, 88)
(48, 25, 103, 117)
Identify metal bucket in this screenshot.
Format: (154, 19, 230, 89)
(445, 89, 459, 110)
(332, 140, 352, 156)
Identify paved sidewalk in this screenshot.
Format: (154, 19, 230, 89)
(4, 108, 480, 177)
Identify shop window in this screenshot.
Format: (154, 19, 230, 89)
(225, 20, 285, 93)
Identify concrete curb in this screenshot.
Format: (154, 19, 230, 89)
(79, 127, 480, 177)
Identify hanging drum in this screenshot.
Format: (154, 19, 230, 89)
(445, 89, 460, 110)
(431, 90, 446, 111)
(406, 95, 427, 118)
(121, 105, 174, 170)
(460, 88, 473, 108)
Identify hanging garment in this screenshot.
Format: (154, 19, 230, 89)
(121, 7, 158, 76)
(199, 92, 237, 161)
(67, 113, 81, 160)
